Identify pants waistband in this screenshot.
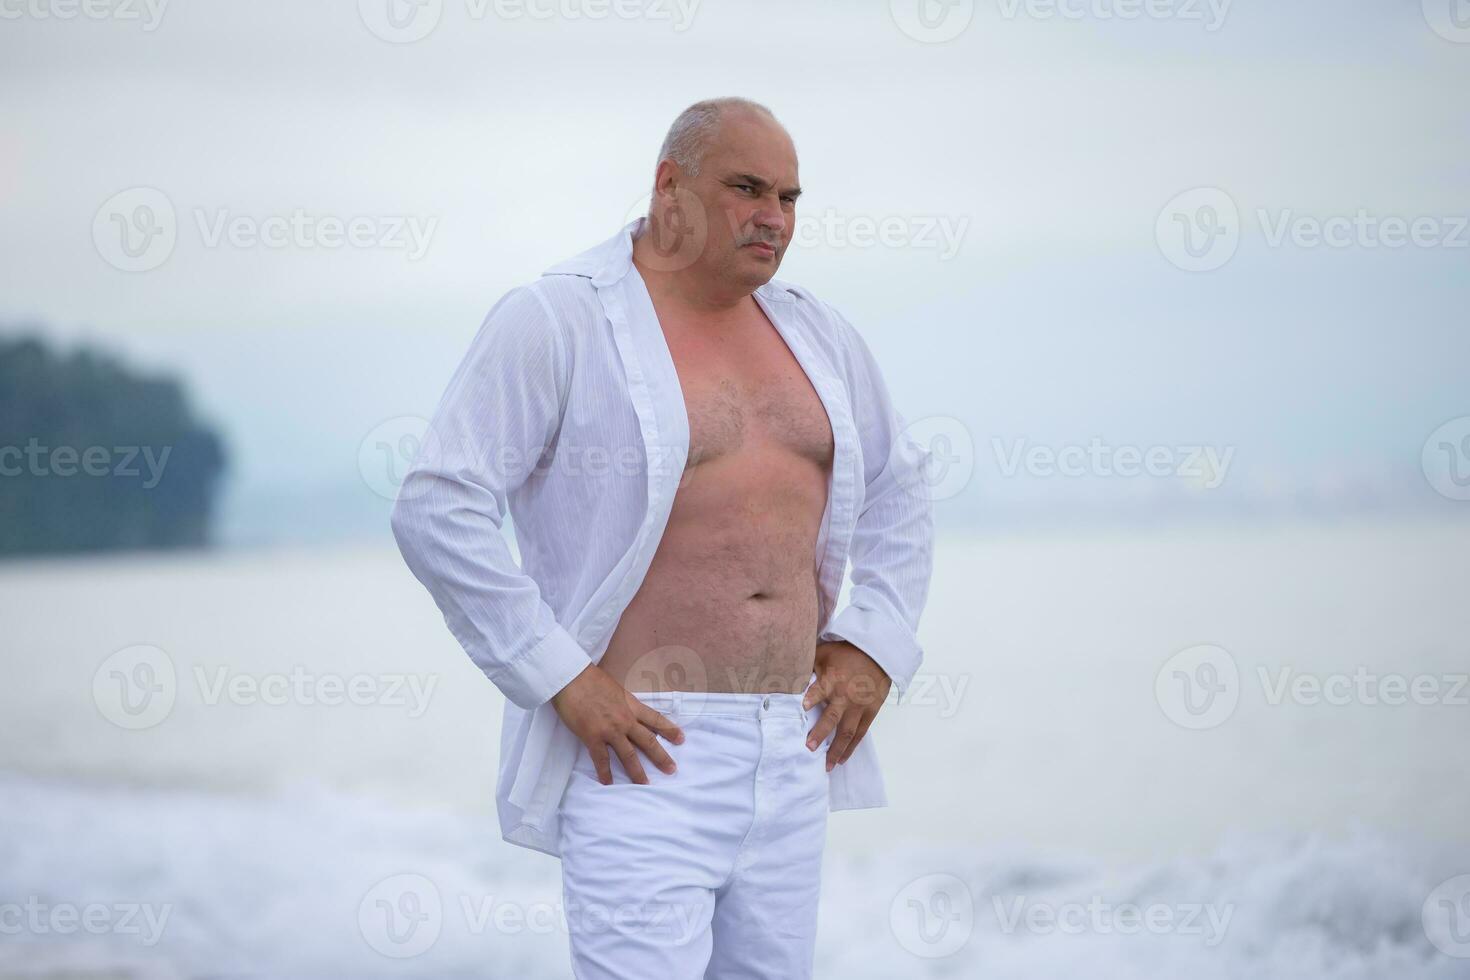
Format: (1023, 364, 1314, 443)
(630, 672, 817, 720)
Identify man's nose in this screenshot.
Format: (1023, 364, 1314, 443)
(751, 201, 786, 235)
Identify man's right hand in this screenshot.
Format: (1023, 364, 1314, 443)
(550, 664, 684, 785)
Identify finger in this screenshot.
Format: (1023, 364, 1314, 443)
(634, 702, 684, 744)
(837, 712, 876, 766)
(629, 724, 677, 775)
(805, 699, 846, 751)
(802, 671, 836, 711)
(613, 735, 650, 785)
(589, 742, 613, 786)
(826, 713, 860, 771)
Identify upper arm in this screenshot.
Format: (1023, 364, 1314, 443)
(401, 283, 572, 504)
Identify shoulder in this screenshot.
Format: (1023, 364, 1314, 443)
(518, 274, 599, 322)
(762, 277, 866, 358)
(464, 281, 583, 383)
(480, 274, 601, 349)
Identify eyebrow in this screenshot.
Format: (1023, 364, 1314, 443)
(723, 172, 803, 200)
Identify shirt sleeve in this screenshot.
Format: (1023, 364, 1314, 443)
(818, 305, 936, 702)
(389, 284, 592, 710)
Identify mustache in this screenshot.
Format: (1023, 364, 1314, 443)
(737, 235, 780, 247)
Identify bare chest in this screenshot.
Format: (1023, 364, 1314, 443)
(662, 310, 834, 470)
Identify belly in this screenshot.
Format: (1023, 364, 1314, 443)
(598, 448, 829, 695)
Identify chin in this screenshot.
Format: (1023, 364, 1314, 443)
(735, 266, 776, 292)
(722, 255, 777, 291)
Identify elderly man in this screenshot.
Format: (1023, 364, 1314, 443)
(391, 96, 934, 979)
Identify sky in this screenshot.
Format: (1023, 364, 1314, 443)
(2, 0, 1468, 541)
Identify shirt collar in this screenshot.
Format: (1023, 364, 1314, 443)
(541, 216, 794, 303)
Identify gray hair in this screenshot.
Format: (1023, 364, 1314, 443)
(655, 97, 780, 178)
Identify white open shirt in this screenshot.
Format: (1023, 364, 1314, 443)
(391, 217, 935, 857)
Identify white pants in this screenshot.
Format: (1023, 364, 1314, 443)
(556, 674, 832, 979)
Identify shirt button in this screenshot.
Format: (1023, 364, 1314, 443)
(761, 695, 771, 710)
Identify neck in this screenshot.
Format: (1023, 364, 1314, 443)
(631, 230, 753, 316)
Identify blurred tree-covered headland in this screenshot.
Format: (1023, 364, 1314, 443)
(0, 332, 227, 558)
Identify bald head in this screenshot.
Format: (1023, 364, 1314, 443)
(656, 97, 790, 178)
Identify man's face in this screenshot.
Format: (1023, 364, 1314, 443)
(655, 110, 801, 294)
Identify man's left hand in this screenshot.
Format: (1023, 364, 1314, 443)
(802, 640, 892, 771)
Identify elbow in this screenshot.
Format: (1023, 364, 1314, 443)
(388, 478, 425, 554)
(388, 497, 408, 546)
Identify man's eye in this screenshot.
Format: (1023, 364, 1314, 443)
(780, 196, 796, 206)
(733, 184, 755, 193)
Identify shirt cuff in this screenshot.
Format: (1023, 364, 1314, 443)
(819, 601, 923, 702)
(486, 625, 593, 709)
